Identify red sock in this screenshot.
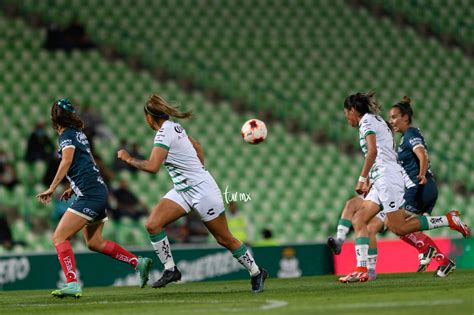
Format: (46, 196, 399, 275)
(434, 252, 450, 266)
(400, 232, 439, 253)
(101, 240, 138, 268)
(55, 240, 78, 283)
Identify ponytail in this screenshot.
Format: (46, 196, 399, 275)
(344, 91, 382, 116)
(145, 94, 192, 122)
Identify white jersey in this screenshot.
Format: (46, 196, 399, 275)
(154, 120, 209, 192)
(359, 113, 401, 181)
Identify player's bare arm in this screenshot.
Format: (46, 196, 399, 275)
(118, 146, 167, 174)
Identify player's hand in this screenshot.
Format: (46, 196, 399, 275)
(355, 179, 369, 195)
(417, 175, 427, 185)
(60, 187, 74, 201)
(36, 187, 55, 205)
(117, 149, 131, 163)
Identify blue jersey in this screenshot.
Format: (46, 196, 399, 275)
(397, 127, 433, 184)
(58, 128, 106, 196)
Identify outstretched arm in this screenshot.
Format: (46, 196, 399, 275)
(189, 136, 205, 165)
(118, 146, 167, 174)
(36, 147, 74, 204)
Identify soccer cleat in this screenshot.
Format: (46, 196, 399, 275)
(339, 267, 369, 283)
(327, 236, 343, 255)
(51, 281, 82, 298)
(136, 257, 153, 288)
(368, 269, 377, 281)
(446, 210, 470, 237)
(251, 268, 268, 293)
(435, 259, 456, 278)
(417, 246, 437, 272)
(152, 267, 182, 288)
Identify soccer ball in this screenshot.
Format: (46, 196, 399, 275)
(241, 119, 267, 144)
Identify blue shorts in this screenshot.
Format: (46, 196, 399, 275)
(69, 186, 108, 224)
(404, 176, 438, 215)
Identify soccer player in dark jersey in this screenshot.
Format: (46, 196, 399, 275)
(36, 99, 152, 298)
(389, 96, 455, 277)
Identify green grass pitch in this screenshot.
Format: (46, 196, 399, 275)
(1, 270, 473, 315)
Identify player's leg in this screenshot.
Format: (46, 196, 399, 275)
(197, 179, 267, 292)
(328, 196, 363, 255)
(339, 200, 379, 283)
(380, 174, 469, 237)
(51, 210, 87, 298)
(204, 213, 268, 293)
(367, 214, 384, 281)
(385, 206, 470, 236)
(419, 178, 455, 276)
(146, 194, 187, 288)
(83, 222, 152, 287)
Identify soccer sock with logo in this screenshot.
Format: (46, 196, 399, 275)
(150, 231, 176, 270)
(367, 248, 377, 271)
(101, 240, 138, 268)
(336, 218, 352, 242)
(355, 237, 369, 269)
(55, 240, 78, 283)
(232, 244, 260, 276)
(400, 232, 439, 253)
(434, 252, 450, 266)
(418, 216, 449, 230)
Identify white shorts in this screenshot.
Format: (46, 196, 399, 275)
(163, 177, 225, 222)
(364, 170, 405, 214)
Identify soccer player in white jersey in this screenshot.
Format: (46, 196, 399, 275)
(117, 94, 267, 292)
(338, 92, 470, 283)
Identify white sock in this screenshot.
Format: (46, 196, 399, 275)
(368, 254, 377, 271)
(232, 244, 260, 276)
(355, 237, 369, 268)
(150, 232, 176, 270)
(336, 225, 350, 242)
(426, 216, 449, 229)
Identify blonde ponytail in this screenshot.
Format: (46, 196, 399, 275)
(146, 94, 192, 120)
(366, 91, 382, 116)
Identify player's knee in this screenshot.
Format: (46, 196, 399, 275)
(352, 215, 365, 232)
(215, 234, 237, 249)
(145, 218, 163, 235)
(86, 240, 102, 252)
(51, 233, 66, 246)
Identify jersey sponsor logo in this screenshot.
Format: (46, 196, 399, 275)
(76, 132, 89, 146)
(174, 125, 184, 133)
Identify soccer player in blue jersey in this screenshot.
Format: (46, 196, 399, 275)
(117, 94, 267, 292)
(388, 96, 455, 276)
(36, 99, 152, 298)
(338, 92, 470, 283)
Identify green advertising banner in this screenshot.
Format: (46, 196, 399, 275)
(0, 243, 333, 291)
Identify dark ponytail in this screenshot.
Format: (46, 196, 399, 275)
(51, 99, 84, 131)
(343, 92, 381, 116)
(392, 96, 414, 124)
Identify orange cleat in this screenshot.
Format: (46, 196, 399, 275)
(339, 267, 369, 283)
(446, 210, 470, 237)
